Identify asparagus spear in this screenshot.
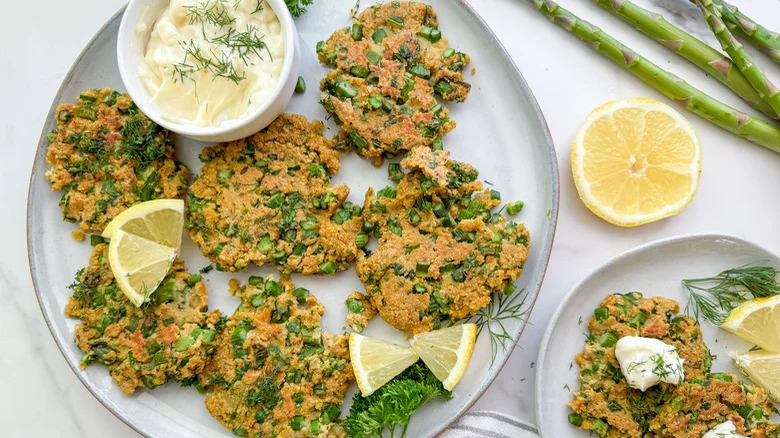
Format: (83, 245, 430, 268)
(710, 0, 780, 64)
(593, 0, 775, 119)
(694, 0, 780, 117)
(524, 0, 780, 152)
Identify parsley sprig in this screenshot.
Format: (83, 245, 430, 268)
(344, 362, 450, 438)
(683, 264, 780, 325)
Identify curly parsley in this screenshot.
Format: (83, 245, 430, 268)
(344, 362, 450, 437)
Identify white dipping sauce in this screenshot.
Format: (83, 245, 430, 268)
(702, 421, 747, 438)
(614, 336, 685, 392)
(138, 0, 285, 126)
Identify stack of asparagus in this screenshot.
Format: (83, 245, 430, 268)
(525, 0, 780, 152)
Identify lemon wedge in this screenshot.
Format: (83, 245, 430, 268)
(721, 295, 780, 353)
(102, 199, 184, 254)
(349, 333, 419, 396)
(731, 350, 780, 402)
(409, 323, 477, 391)
(108, 229, 176, 307)
(571, 98, 702, 227)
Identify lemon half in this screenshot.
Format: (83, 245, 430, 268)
(571, 98, 702, 227)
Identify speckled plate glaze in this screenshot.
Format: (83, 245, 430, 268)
(27, 2, 558, 437)
(536, 234, 780, 437)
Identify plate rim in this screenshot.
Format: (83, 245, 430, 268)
(26, 2, 560, 437)
(534, 232, 779, 437)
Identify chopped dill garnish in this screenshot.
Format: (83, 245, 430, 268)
(186, 0, 237, 28)
(466, 287, 529, 364)
(174, 40, 246, 85)
(210, 25, 271, 65)
(683, 264, 780, 325)
(251, 0, 264, 14)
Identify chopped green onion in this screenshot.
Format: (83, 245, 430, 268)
(187, 274, 202, 287)
(366, 50, 382, 65)
(507, 201, 524, 215)
(355, 234, 368, 248)
(372, 28, 388, 43)
(334, 81, 358, 99)
(295, 76, 306, 93)
(409, 64, 431, 79)
(351, 24, 364, 41)
(350, 65, 370, 78)
(90, 235, 105, 247)
(386, 15, 404, 28)
(319, 261, 336, 275)
(316, 41, 325, 53)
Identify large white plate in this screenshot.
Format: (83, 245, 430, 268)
(536, 234, 780, 437)
(27, 2, 558, 437)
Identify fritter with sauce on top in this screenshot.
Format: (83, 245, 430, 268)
(569, 293, 779, 437)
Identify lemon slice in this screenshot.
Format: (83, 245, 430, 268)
(102, 199, 184, 253)
(571, 98, 702, 227)
(409, 323, 477, 391)
(721, 296, 780, 353)
(108, 229, 176, 307)
(731, 351, 780, 402)
(349, 333, 419, 396)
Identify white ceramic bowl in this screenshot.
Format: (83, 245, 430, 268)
(117, 0, 300, 143)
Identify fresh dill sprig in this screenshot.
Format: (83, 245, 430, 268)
(466, 286, 529, 364)
(251, 0, 264, 14)
(284, 0, 314, 18)
(185, 0, 237, 27)
(683, 264, 780, 325)
(211, 25, 271, 65)
(174, 40, 246, 85)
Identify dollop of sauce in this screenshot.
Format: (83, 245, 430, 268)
(614, 336, 685, 391)
(702, 421, 747, 438)
(138, 0, 285, 126)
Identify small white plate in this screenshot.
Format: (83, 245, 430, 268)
(535, 233, 780, 437)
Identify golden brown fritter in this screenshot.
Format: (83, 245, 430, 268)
(200, 276, 353, 437)
(356, 147, 530, 334)
(345, 292, 377, 333)
(186, 114, 362, 274)
(46, 88, 189, 233)
(65, 243, 221, 394)
(318, 1, 471, 165)
(568, 293, 779, 437)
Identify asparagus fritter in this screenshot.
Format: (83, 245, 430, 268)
(186, 114, 362, 274)
(200, 276, 353, 437)
(356, 147, 530, 334)
(65, 243, 221, 394)
(318, 1, 471, 165)
(46, 88, 189, 233)
(569, 293, 779, 437)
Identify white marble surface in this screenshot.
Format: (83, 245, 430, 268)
(1, 0, 779, 436)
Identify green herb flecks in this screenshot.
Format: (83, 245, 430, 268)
(344, 361, 450, 438)
(683, 264, 780, 325)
